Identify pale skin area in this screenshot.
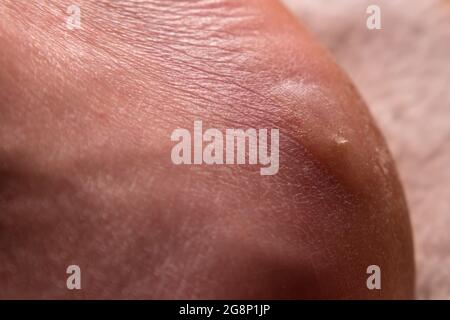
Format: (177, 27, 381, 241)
(0, 0, 414, 298)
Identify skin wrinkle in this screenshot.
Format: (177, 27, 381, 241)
(80, 3, 268, 130)
(4, 2, 281, 130)
(3, 1, 344, 219)
(0, 0, 413, 298)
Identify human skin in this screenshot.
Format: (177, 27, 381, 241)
(286, 0, 450, 299)
(0, 0, 414, 299)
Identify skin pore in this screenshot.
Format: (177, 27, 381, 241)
(0, 0, 414, 298)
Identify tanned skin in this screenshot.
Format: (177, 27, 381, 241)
(0, 0, 414, 299)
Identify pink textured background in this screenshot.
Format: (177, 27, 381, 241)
(284, 0, 450, 299)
